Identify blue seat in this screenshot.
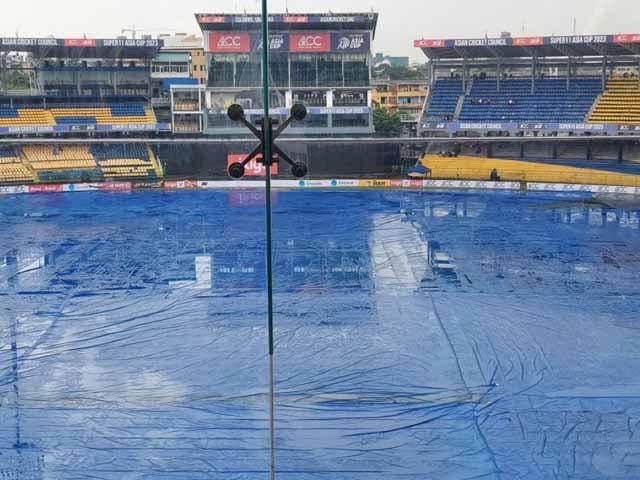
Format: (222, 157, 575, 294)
(458, 77, 602, 123)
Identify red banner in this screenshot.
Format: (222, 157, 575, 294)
(29, 184, 64, 193)
(164, 180, 198, 189)
(197, 15, 226, 24)
(283, 16, 309, 23)
(414, 39, 445, 48)
(613, 34, 640, 44)
(289, 32, 331, 52)
(209, 32, 251, 53)
(228, 154, 278, 177)
(513, 36, 544, 46)
(64, 39, 97, 48)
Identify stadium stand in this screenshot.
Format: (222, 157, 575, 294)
(50, 102, 156, 125)
(0, 108, 55, 127)
(458, 78, 602, 123)
(90, 144, 162, 179)
(22, 145, 102, 183)
(0, 145, 34, 183)
(421, 155, 640, 187)
(0, 102, 156, 128)
(423, 80, 463, 120)
(589, 76, 640, 124)
(0, 144, 163, 184)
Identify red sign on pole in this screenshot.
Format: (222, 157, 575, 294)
(289, 32, 331, 52)
(228, 154, 278, 177)
(209, 32, 251, 53)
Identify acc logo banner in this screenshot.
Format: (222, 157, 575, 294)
(209, 32, 251, 52)
(289, 33, 330, 52)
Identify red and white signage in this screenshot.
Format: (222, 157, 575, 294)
(289, 32, 331, 52)
(164, 180, 198, 189)
(414, 39, 445, 48)
(613, 34, 640, 44)
(283, 16, 309, 23)
(209, 32, 251, 53)
(197, 15, 226, 24)
(29, 184, 64, 193)
(64, 39, 97, 48)
(513, 36, 544, 46)
(228, 154, 278, 177)
(102, 182, 132, 191)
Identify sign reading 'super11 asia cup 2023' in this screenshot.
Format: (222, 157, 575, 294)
(208, 31, 370, 53)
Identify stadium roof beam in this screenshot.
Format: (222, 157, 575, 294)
(415, 34, 640, 61)
(195, 12, 379, 38)
(429, 56, 640, 71)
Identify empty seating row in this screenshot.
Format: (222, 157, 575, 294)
(458, 78, 602, 123)
(0, 103, 156, 127)
(0, 162, 34, 183)
(423, 79, 463, 120)
(22, 145, 98, 171)
(589, 77, 640, 124)
(90, 144, 150, 161)
(0, 144, 163, 184)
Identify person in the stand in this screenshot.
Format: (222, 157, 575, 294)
(490, 168, 501, 181)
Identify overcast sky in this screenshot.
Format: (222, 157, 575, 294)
(2, 0, 639, 61)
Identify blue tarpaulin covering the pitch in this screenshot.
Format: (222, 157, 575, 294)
(1, 189, 640, 479)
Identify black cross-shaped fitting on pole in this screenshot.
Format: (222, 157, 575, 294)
(226, 103, 308, 179)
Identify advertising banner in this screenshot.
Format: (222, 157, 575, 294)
(250, 32, 289, 52)
(64, 39, 97, 48)
(102, 182, 132, 191)
(283, 15, 309, 23)
(132, 181, 163, 189)
(197, 15, 226, 24)
(63, 183, 100, 192)
(358, 179, 391, 188)
(196, 14, 372, 25)
(0, 185, 28, 195)
(613, 34, 640, 44)
(331, 32, 370, 52)
(209, 32, 251, 53)
(414, 39, 446, 48)
(29, 184, 64, 193)
(512, 37, 544, 46)
(297, 180, 333, 188)
(332, 179, 359, 187)
(227, 154, 278, 176)
(289, 32, 331, 53)
(164, 180, 198, 189)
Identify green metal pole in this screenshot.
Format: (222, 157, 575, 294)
(259, 1, 276, 479)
